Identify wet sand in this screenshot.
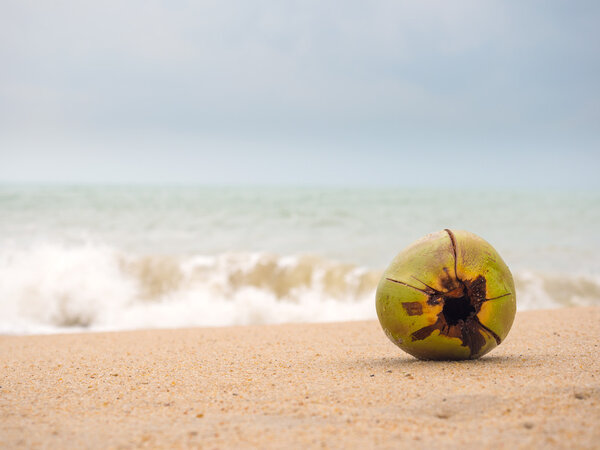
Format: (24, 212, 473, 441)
(1, 307, 599, 449)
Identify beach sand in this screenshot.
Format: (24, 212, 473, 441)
(1, 307, 599, 449)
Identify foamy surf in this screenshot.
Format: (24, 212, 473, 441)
(1, 242, 599, 334)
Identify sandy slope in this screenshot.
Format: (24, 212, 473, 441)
(1, 307, 599, 449)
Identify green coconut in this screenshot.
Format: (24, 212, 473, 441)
(376, 229, 516, 360)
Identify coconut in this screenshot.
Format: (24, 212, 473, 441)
(376, 229, 516, 360)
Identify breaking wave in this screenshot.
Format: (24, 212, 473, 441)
(1, 242, 599, 334)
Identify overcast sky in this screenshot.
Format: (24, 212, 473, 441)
(1, 1, 599, 187)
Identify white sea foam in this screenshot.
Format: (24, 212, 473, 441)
(1, 241, 599, 335)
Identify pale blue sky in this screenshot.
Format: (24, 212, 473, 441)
(1, 1, 599, 187)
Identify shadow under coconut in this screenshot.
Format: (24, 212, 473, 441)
(352, 353, 533, 370)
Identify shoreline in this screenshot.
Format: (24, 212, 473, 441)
(2, 301, 598, 338)
(1, 307, 599, 448)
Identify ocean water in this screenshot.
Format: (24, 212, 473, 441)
(1, 185, 599, 334)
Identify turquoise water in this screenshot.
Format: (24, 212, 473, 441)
(1, 185, 599, 333)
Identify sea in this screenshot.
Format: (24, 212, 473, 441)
(1, 185, 599, 334)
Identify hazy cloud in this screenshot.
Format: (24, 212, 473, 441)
(1, 0, 599, 185)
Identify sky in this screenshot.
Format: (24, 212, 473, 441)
(1, 0, 599, 187)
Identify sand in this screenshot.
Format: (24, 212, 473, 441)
(1, 307, 599, 449)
